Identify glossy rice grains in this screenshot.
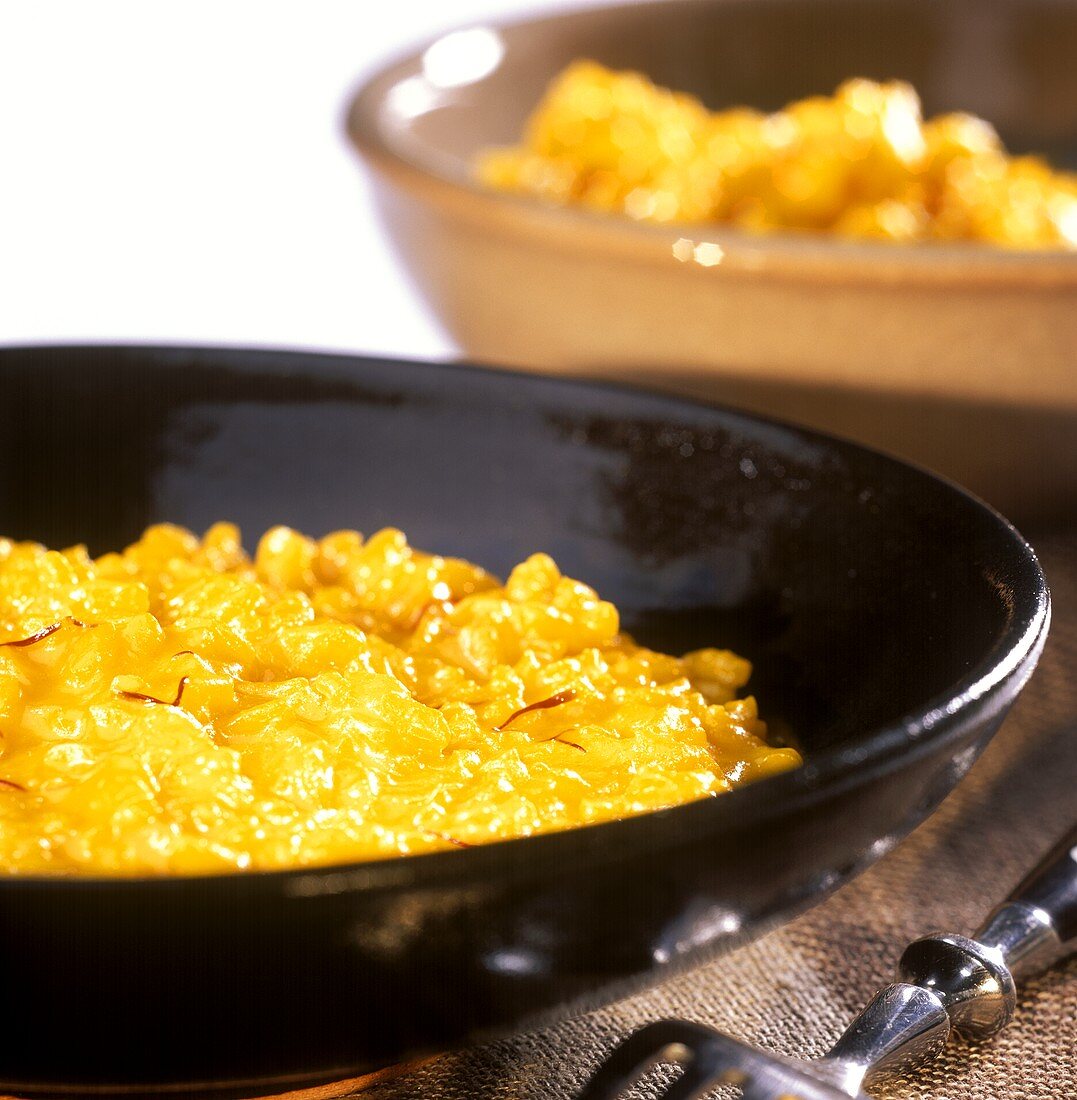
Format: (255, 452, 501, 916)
(478, 63, 1077, 248)
(0, 524, 799, 875)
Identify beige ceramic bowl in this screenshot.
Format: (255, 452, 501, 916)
(348, 0, 1077, 521)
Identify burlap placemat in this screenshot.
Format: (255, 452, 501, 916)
(358, 528, 1077, 1100)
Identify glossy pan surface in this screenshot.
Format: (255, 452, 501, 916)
(0, 346, 1049, 1096)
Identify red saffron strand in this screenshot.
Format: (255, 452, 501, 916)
(1, 622, 62, 648)
(425, 830, 472, 849)
(540, 728, 587, 752)
(0, 617, 88, 648)
(118, 676, 189, 707)
(496, 688, 577, 731)
(0, 777, 27, 792)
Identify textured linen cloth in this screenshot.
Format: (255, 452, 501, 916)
(355, 529, 1077, 1100)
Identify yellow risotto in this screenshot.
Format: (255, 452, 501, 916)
(0, 524, 798, 875)
(478, 62, 1077, 248)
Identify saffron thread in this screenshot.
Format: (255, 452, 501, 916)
(497, 688, 577, 731)
(1, 616, 89, 646)
(425, 830, 472, 849)
(118, 676, 189, 707)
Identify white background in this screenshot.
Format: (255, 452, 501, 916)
(0, 1, 596, 360)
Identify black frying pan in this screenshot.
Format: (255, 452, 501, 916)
(0, 347, 1048, 1097)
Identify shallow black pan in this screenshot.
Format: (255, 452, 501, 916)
(0, 346, 1049, 1097)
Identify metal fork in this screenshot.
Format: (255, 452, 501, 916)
(580, 823, 1077, 1100)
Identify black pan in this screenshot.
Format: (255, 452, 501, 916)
(0, 346, 1048, 1097)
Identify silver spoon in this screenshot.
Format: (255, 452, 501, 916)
(580, 822, 1077, 1100)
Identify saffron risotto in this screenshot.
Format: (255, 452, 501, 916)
(478, 63, 1077, 248)
(0, 524, 799, 875)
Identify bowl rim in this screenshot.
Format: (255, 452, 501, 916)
(345, 0, 1077, 288)
(0, 344, 1053, 892)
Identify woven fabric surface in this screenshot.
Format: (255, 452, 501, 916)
(359, 530, 1077, 1100)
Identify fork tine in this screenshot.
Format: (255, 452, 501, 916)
(578, 1020, 700, 1098)
(654, 1056, 740, 1100)
(578, 1019, 745, 1100)
(739, 1072, 800, 1100)
(578, 1019, 857, 1100)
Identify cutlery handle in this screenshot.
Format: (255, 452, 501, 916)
(820, 821, 1077, 1091)
(988, 822, 1077, 971)
(897, 821, 1077, 1041)
(580, 825, 1077, 1100)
